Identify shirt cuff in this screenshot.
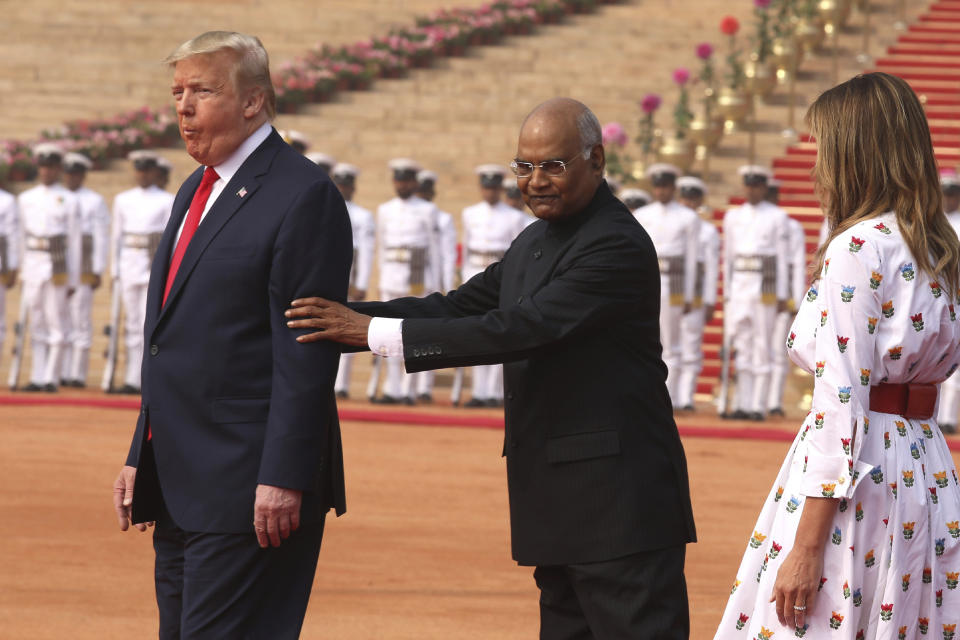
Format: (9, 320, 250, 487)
(368, 317, 404, 358)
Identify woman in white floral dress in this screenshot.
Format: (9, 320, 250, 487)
(714, 73, 960, 640)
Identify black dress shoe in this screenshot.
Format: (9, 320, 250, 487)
(119, 384, 141, 395)
(749, 411, 765, 421)
(679, 404, 695, 412)
(23, 383, 43, 392)
(464, 398, 487, 408)
(59, 378, 70, 387)
(486, 398, 504, 408)
(335, 390, 348, 399)
(768, 408, 785, 417)
(403, 397, 415, 406)
(417, 393, 433, 404)
(376, 395, 400, 405)
(731, 409, 749, 420)
(942, 423, 957, 434)
(43, 383, 58, 393)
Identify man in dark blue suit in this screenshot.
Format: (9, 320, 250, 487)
(112, 31, 352, 638)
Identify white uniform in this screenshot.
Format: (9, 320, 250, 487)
(375, 195, 441, 400)
(18, 183, 81, 387)
(0, 189, 19, 367)
(938, 209, 960, 427)
(677, 214, 719, 408)
(633, 200, 699, 406)
(111, 185, 174, 389)
(767, 215, 807, 412)
(412, 208, 459, 399)
(722, 200, 790, 414)
(60, 186, 109, 384)
(334, 200, 375, 396)
(460, 200, 532, 403)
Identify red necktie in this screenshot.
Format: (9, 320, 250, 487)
(163, 166, 219, 305)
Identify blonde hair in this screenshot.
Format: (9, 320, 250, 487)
(809, 72, 960, 298)
(165, 31, 276, 119)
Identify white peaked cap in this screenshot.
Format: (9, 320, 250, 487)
(941, 171, 960, 189)
(305, 152, 336, 167)
(619, 188, 651, 201)
(332, 163, 360, 179)
(388, 157, 420, 172)
(676, 176, 707, 194)
(738, 164, 773, 180)
(417, 169, 438, 183)
(33, 142, 65, 160)
(474, 164, 507, 177)
(63, 152, 92, 170)
(645, 163, 680, 179)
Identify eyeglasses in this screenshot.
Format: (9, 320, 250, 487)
(510, 151, 586, 178)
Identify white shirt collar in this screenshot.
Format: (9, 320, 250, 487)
(209, 121, 272, 185)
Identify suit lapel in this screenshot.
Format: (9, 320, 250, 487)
(153, 130, 282, 328)
(145, 170, 202, 337)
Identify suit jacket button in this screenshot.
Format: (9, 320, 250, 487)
(413, 348, 421, 357)
(534, 250, 542, 259)
(517, 295, 523, 304)
(507, 392, 515, 400)
(436, 346, 442, 355)
(511, 440, 518, 448)
(149, 344, 159, 356)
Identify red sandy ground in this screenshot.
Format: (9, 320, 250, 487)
(1, 401, 957, 638)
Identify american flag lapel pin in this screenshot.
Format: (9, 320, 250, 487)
(237, 187, 248, 198)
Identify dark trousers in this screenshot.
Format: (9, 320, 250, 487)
(153, 504, 324, 640)
(533, 545, 689, 640)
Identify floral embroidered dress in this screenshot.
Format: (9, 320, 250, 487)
(714, 213, 960, 640)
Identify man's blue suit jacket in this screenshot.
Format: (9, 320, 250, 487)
(125, 128, 352, 533)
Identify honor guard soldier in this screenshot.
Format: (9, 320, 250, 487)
(632, 163, 699, 407)
(503, 177, 526, 212)
(675, 176, 719, 411)
(372, 158, 441, 404)
(0, 177, 18, 369)
(766, 181, 807, 417)
(305, 152, 336, 176)
(280, 129, 311, 155)
(413, 169, 457, 403)
(60, 153, 109, 387)
(722, 165, 790, 420)
(460, 164, 533, 407)
(619, 188, 651, 211)
(110, 150, 174, 393)
(938, 171, 960, 433)
(153, 156, 173, 190)
(330, 163, 375, 399)
(17, 143, 81, 392)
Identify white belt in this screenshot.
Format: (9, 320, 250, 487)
(123, 233, 153, 249)
(26, 236, 54, 251)
(733, 255, 764, 272)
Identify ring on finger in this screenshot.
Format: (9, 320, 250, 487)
(793, 605, 807, 611)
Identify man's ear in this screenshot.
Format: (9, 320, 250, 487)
(243, 86, 266, 119)
(591, 145, 606, 176)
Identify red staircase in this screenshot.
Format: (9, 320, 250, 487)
(694, 0, 960, 403)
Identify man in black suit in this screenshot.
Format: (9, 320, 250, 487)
(285, 97, 696, 638)
(112, 31, 352, 638)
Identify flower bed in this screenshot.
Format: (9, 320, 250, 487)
(0, 0, 621, 181)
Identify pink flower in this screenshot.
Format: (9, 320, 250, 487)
(696, 42, 714, 59)
(602, 122, 628, 147)
(641, 93, 662, 114)
(673, 67, 691, 85)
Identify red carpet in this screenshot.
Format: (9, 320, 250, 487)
(2, 393, 957, 450)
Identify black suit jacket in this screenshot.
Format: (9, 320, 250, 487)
(125, 128, 352, 532)
(355, 182, 696, 566)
